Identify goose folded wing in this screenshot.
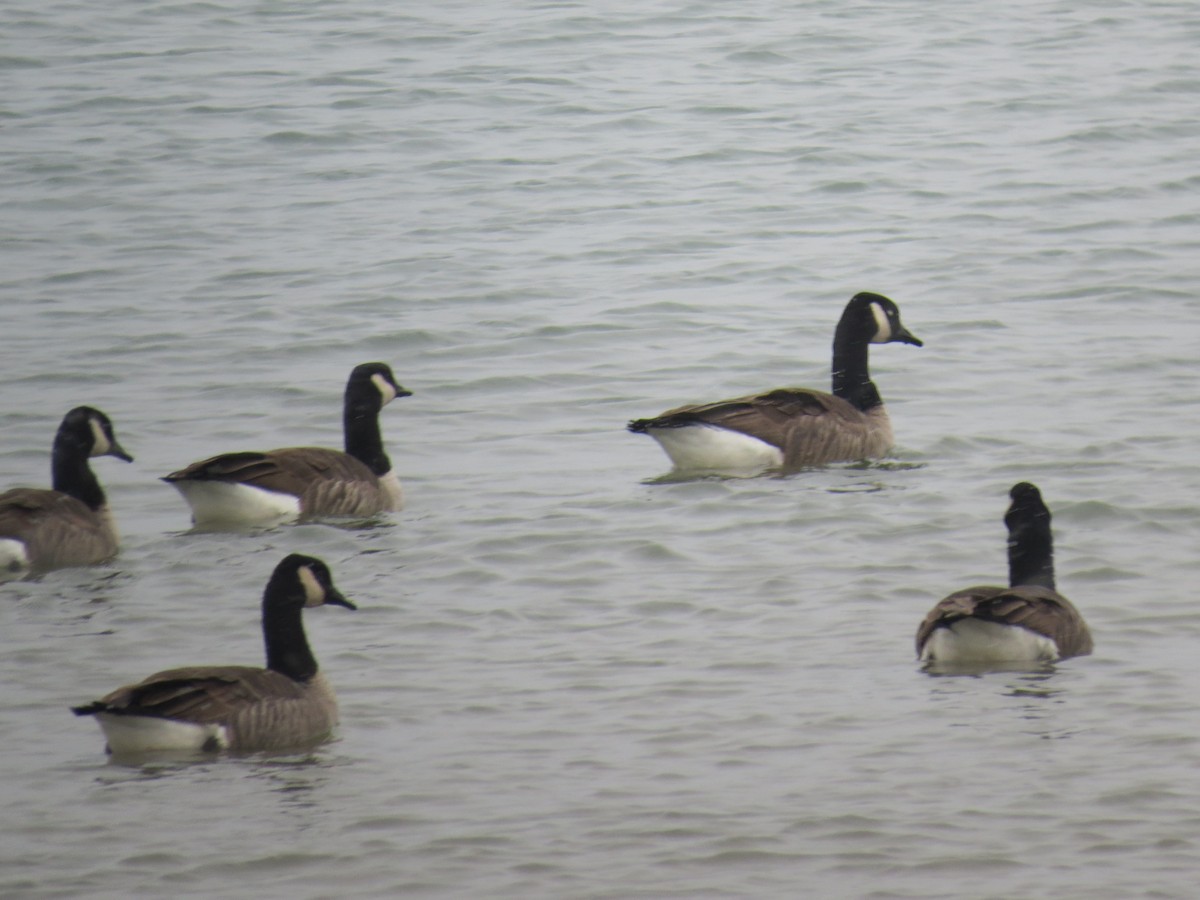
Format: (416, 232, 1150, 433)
(655, 389, 840, 444)
(975, 585, 1093, 657)
(84, 666, 307, 723)
(915, 585, 1007, 652)
(0, 489, 99, 527)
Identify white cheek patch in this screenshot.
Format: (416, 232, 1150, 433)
(298, 565, 326, 607)
(88, 418, 112, 457)
(870, 302, 892, 343)
(372, 373, 397, 406)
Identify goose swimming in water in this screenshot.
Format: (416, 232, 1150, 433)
(916, 482, 1094, 667)
(73, 554, 356, 756)
(163, 362, 410, 527)
(0, 406, 132, 579)
(627, 292, 922, 473)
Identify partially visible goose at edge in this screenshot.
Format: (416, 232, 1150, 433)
(0, 406, 133, 580)
(916, 482, 1094, 667)
(627, 292, 922, 473)
(163, 362, 411, 527)
(73, 553, 356, 756)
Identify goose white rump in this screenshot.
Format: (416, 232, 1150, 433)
(645, 423, 785, 472)
(169, 480, 302, 527)
(918, 618, 1058, 665)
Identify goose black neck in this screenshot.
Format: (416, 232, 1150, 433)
(1007, 516, 1056, 590)
(343, 398, 391, 477)
(263, 594, 319, 682)
(51, 436, 106, 511)
(831, 328, 880, 412)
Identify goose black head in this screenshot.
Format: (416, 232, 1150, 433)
(346, 362, 412, 410)
(59, 406, 134, 463)
(842, 292, 923, 347)
(269, 553, 356, 610)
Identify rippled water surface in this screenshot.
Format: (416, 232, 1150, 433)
(3, 1, 1200, 897)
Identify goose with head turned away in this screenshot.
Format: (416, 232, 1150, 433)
(0, 406, 132, 580)
(163, 362, 410, 528)
(73, 554, 356, 756)
(916, 482, 1094, 668)
(627, 292, 922, 474)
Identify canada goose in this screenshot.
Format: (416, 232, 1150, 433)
(0, 407, 133, 579)
(916, 483, 1094, 666)
(163, 362, 410, 527)
(73, 553, 356, 755)
(627, 292, 922, 473)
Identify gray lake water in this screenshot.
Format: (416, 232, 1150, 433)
(3, 1, 1199, 897)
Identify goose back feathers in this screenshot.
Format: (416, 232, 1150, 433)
(163, 363, 410, 527)
(73, 554, 356, 755)
(0, 407, 132, 578)
(916, 483, 1094, 666)
(627, 292, 921, 472)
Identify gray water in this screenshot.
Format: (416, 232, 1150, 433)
(3, 1, 1199, 897)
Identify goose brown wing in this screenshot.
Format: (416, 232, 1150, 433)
(164, 450, 321, 496)
(75, 666, 306, 724)
(916, 585, 1093, 658)
(0, 489, 96, 532)
(916, 585, 1005, 654)
(0, 489, 118, 568)
(637, 389, 842, 444)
